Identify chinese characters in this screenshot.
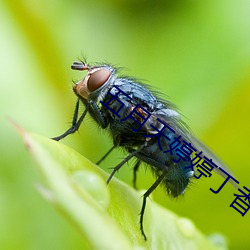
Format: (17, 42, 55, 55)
(100, 85, 248, 217)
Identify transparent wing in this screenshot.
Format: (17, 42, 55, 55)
(140, 106, 239, 190)
(189, 135, 239, 190)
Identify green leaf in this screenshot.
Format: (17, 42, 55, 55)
(19, 128, 227, 250)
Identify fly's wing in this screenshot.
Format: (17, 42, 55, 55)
(149, 109, 239, 190)
(189, 135, 239, 190)
(141, 105, 239, 189)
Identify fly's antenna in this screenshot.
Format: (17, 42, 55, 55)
(71, 61, 89, 71)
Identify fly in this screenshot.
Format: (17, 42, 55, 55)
(52, 60, 237, 240)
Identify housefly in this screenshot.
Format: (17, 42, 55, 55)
(52, 60, 237, 240)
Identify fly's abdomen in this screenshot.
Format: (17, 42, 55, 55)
(136, 129, 193, 197)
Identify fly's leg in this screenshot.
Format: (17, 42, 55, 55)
(107, 143, 146, 184)
(96, 145, 116, 165)
(140, 173, 166, 240)
(133, 160, 141, 189)
(52, 99, 88, 141)
(52, 99, 108, 141)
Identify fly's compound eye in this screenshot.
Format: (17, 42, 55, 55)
(87, 68, 111, 92)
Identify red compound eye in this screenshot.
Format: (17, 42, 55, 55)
(87, 68, 111, 92)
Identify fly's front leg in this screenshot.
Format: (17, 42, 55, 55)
(52, 99, 89, 141)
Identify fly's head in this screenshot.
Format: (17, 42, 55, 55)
(72, 61, 116, 101)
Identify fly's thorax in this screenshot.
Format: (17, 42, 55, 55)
(73, 64, 117, 102)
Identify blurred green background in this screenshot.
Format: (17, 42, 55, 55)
(0, 0, 249, 249)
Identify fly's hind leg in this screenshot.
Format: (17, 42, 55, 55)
(133, 160, 141, 189)
(140, 173, 166, 240)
